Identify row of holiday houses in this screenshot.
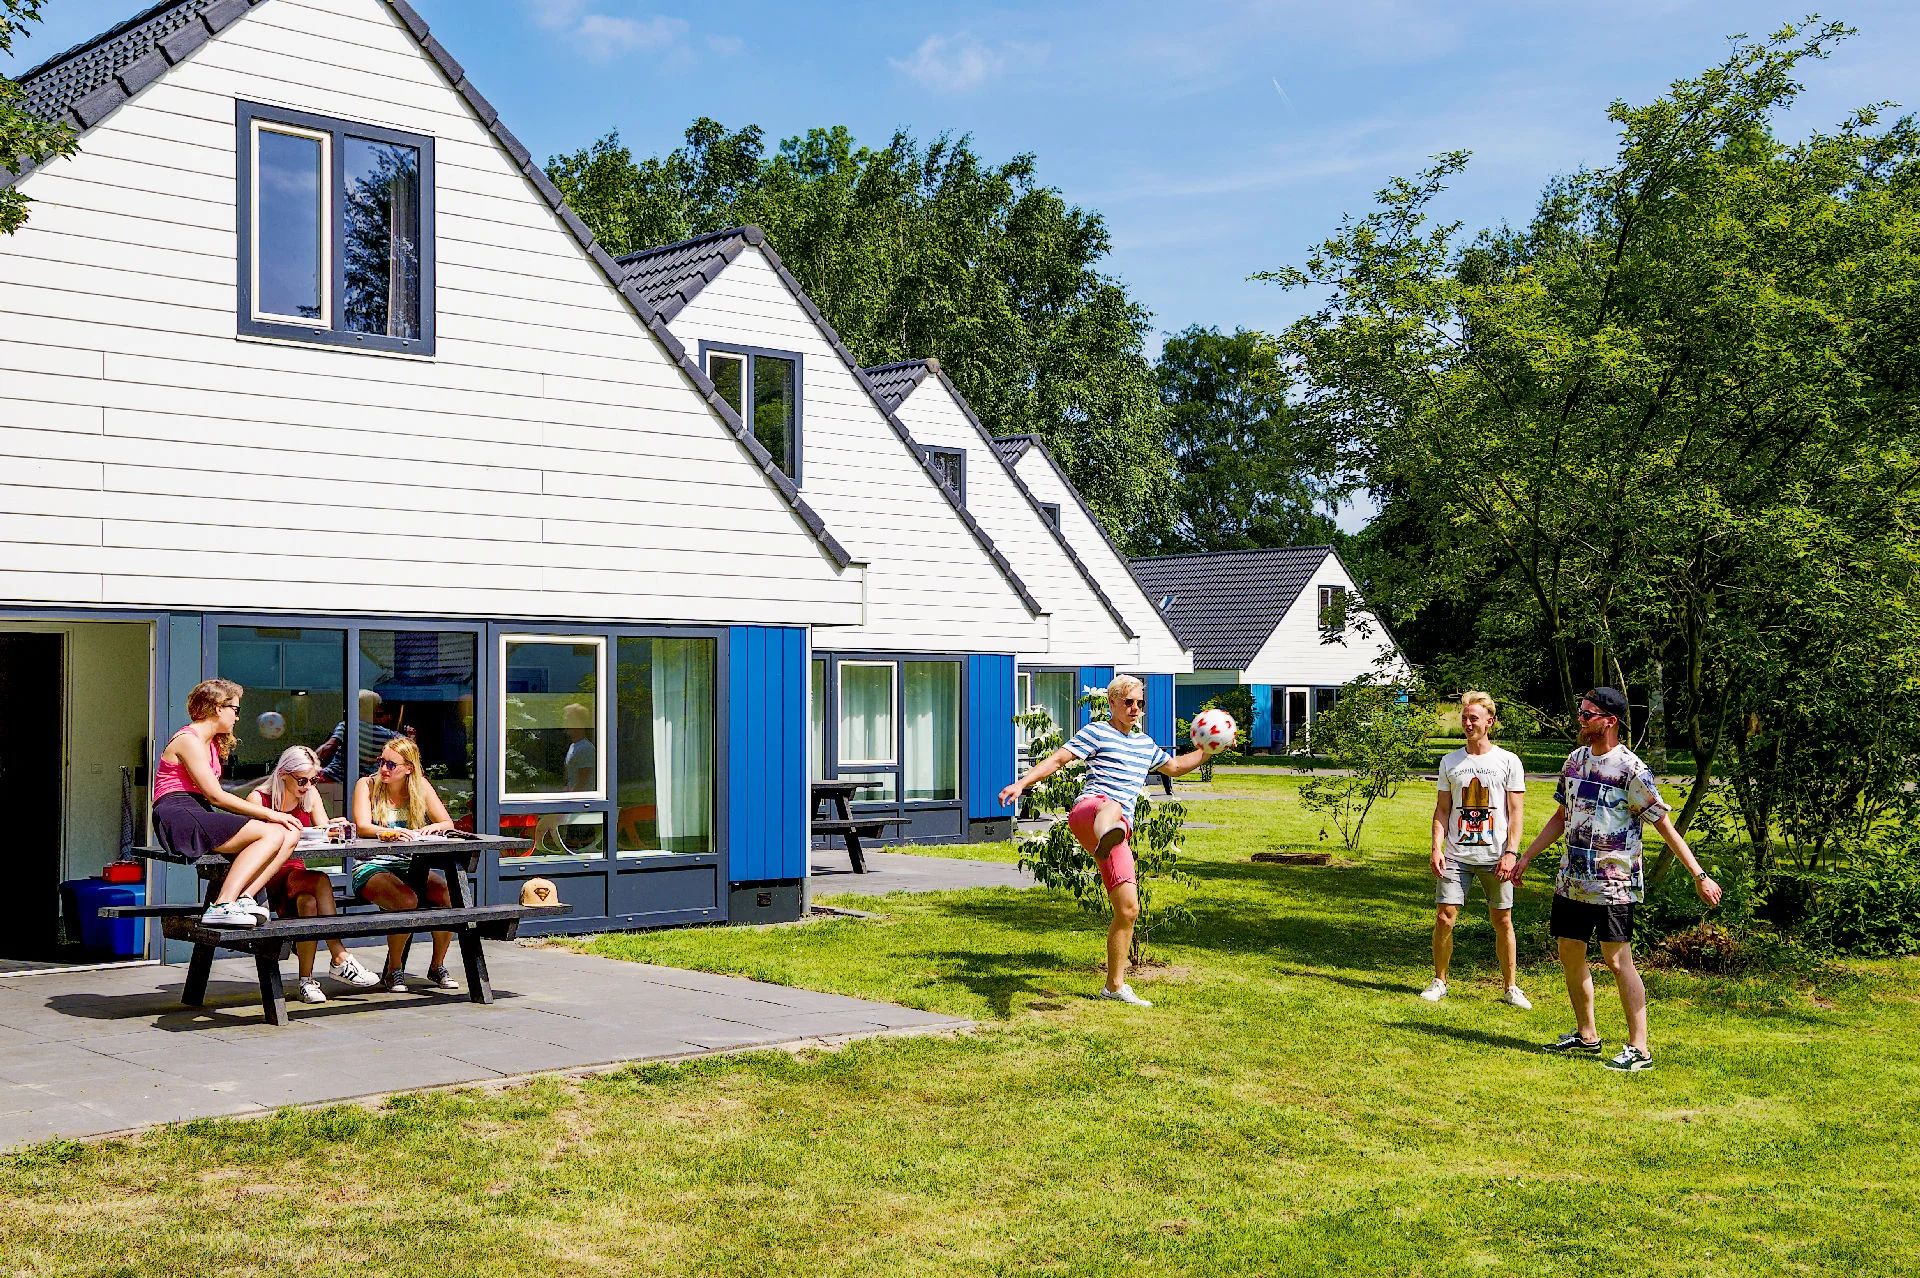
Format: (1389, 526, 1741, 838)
(0, 0, 1399, 964)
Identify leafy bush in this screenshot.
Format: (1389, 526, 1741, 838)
(1762, 843, 1920, 957)
(1289, 678, 1431, 849)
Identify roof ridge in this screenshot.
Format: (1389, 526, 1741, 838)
(1133, 545, 1334, 563)
(616, 223, 757, 265)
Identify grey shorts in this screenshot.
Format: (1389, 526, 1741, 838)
(1436, 861, 1513, 910)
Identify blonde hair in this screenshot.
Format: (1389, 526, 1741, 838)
(369, 735, 431, 829)
(1107, 674, 1145, 703)
(263, 745, 322, 812)
(186, 678, 243, 761)
(1459, 690, 1498, 722)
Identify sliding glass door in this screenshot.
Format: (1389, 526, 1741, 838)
(816, 653, 966, 844)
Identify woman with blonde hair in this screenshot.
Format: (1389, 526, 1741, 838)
(151, 678, 302, 929)
(352, 735, 460, 992)
(246, 745, 381, 1003)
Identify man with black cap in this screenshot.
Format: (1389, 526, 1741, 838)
(1508, 688, 1721, 1071)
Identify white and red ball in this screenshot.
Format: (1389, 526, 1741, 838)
(1190, 708, 1238, 755)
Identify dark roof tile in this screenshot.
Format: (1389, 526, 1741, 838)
(863, 359, 932, 409)
(617, 227, 752, 322)
(1128, 547, 1334, 669)
(992, 434, 1037, 466)
(17, 0, 221, 125)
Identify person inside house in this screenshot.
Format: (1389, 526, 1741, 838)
(246, 744, 381, 1004)
(351, 736, 461, 993)
(152, 679, 304, 929)
(562, 701, 596, 792)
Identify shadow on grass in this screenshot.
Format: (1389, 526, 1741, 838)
(1385, 1019, 1543, 1054)
(924, 949, 1076, 1019)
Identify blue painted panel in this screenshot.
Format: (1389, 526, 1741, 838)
(1174, 681, 1234, 723)
(1077, 666, 1115, 726)
(1144, 674, 1176, 748)
(1250, 684, 1275, 749)
(967, 653, 1016, 819)
(728, 626, 807, 883)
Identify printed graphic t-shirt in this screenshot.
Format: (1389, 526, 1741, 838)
(1436, 746, 1526, 867)
(1062, 721, 1172, 823)
(1552, 745, 1671, 904)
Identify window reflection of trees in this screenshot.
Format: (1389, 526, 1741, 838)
(343, 140, 421, 339)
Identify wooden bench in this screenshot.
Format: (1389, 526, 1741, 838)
(103, 833, 564, 1025)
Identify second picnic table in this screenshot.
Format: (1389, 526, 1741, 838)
(809, 780, 905, 873)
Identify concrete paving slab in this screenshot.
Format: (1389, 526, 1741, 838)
(0, 943, 966, 1149)
(810, 848, 1035, 895)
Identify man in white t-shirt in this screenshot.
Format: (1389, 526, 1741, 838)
(1424, 690, 1530, 1008)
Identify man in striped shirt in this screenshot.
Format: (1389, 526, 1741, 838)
(1000, 674, 1212, 1007)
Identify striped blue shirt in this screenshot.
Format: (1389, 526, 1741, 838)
(1063, 721, 1172, 822)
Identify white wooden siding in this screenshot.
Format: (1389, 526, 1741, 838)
(890, 377, 1133, 665)
(667, 246, 1045, 654)
(1242, 555, 1405, 686)
(0, 0, 861, 626)
(1010, 451, 1192, 672)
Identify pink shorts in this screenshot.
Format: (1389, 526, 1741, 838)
(1067, 795, 1135, 891)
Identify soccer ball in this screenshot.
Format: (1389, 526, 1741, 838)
(255, 710, 287, 740)
(1191, 708, 1238, 755)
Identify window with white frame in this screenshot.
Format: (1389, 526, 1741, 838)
(836, 660, 897, 801)
(500, 635, 604, 801)
(704, 343, 802, 482)
(238, 102, 434, 355)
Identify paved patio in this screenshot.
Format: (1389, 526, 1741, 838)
(809, 848, 1036, 894)
(0, 944, 967, 1150)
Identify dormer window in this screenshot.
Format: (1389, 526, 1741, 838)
(1318, 584, 1348, 635)
(1158, 593, 1176, 613)
(923, 446, 966, 504)
(1039, 502, 1062, 529)
(703, 342, 802, 483)
(237, 103, 435, 355)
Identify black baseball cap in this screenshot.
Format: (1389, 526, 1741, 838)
(1581, 687, 1628, 719)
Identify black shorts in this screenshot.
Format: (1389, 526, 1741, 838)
(1550, 894, 1635, 945)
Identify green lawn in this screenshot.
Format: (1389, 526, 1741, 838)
(1224, 737, 1702, 776)
(4, 776, 1916, 1276)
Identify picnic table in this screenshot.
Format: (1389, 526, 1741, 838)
(102, 832, 566, 1025)
(810, 780, 906, 874)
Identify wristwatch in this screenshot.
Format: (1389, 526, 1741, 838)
(1693, 870, 1711, 881)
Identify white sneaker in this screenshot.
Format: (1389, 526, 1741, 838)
(1502, 985, 1533, 1010)
(379, 968, 409, 993)
(236, 895, 271, 923)
(1096, 983, 1152, 1008)
(294, 977, 327, 1005)
(1420, 978, 1448, 1002)
(200, 901, 256, 929)
(329, 954, 381, 989)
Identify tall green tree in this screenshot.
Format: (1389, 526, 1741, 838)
(1265, 19, 1920, 849)
(1146, 325, 1338, 553)
(1, 0, 76, 234)
(549, 122, 1171, 546)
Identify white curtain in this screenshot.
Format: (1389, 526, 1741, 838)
(651, 639, 714, 852)
(809, 660, 826, 781)
(1033, 671, 1075, 740)
(838, 663, 895, 764)
(903, 662, 959, 801)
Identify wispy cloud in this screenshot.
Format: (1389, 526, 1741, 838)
(890, 33, 1046, 93)
(706, 34, 745, 57)
(523, 1, 689, 62)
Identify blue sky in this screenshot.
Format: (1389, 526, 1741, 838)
(10, 1, 1917, 347)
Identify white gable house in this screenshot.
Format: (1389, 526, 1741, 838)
(868, 360, 1193, 753)
(989, 434, 1194, 748)
(0, 0, 864, 953)
(1130, 547, 1406, 750)
(616, 228, 1046, 844)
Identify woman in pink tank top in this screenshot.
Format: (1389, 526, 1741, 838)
(151, 679, 303, 930)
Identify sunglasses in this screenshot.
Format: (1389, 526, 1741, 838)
(1575, 708, 1614, 722)
(377, 758, 405, 772)
(290, 775, 317, 789)
(1120, 698, 1146, 708)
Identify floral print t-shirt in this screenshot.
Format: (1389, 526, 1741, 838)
(1552, 745, 1671, 904)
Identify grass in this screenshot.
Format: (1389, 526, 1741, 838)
(3, 776, 1916, 1276)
